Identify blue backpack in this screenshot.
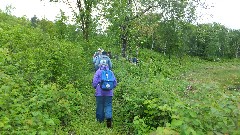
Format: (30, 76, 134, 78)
(100, 69, 115, 91)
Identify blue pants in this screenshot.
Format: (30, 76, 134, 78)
(96, 96, 112, 122)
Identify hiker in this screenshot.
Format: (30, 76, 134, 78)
(132, 57, 139, 65)
(93, 48, 103, 71)
(107, 51, 112, 59)
(92, 64, 117, 128)
(95, 51, 113, 70)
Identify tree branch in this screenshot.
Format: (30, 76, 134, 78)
(130, 5, 159, 21)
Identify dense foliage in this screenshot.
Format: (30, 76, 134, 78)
(0, 6, 240, 135)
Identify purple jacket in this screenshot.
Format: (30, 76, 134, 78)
(92, 65, 117, 96)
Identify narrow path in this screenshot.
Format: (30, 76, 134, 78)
(75, 71, 123, 135)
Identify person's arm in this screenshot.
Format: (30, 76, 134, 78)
(93, 56, 96, 63)
(108, 58, 113, 70)
(95, 55, 101, 66)
(92, 70, 101, 88)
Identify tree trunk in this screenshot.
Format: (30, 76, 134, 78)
(121, 24, 127, 57)
(76, 0, 92, 42)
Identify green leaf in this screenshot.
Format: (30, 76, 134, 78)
(0, 122, 4, 127)
(171, 119, 183, 127)
(45, 119, 55, 126)
(189, 111, 197, 118)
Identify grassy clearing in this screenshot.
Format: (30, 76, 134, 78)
(172, 60, 240, 135)
(184, 61, 240, 92)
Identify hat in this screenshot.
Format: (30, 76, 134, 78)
(98, 48, 101, 51)
(102, 51, 107, 55)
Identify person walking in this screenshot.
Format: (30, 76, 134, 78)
(92, 64, 117, 128)
(95, 51, 113, 70)
(93, 48, 103, 71)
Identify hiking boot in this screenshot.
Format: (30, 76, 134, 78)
(106, 118, 112, 128)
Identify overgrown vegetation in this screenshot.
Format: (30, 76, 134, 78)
(0, 6, 240, 135)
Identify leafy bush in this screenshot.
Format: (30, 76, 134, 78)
(0, 12, 91, 134)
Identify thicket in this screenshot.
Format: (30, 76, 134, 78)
(0, 10, 239, 135)
(0, 12, 92, 134)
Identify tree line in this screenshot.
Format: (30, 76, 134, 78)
(34, 0, 240, 60)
